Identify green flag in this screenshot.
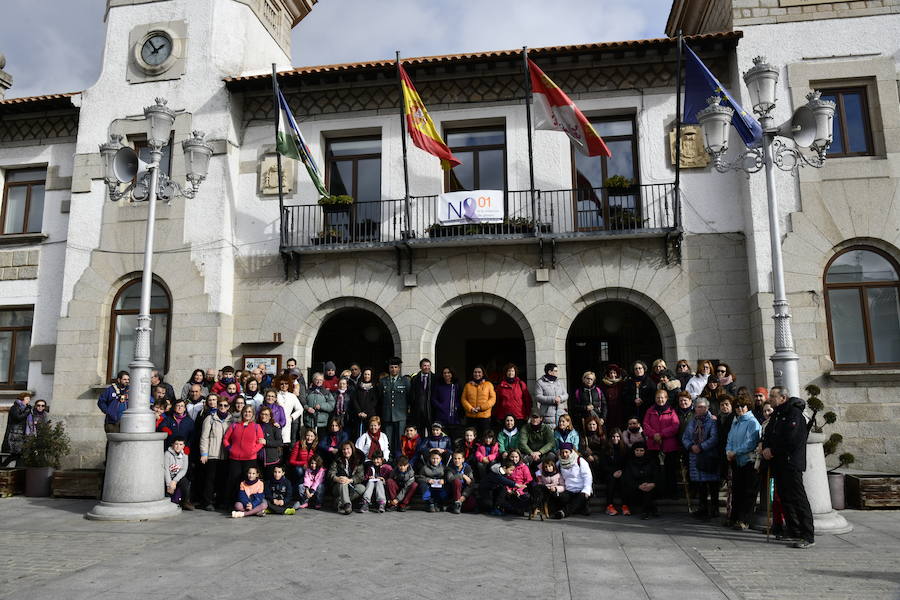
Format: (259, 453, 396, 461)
(275, 84, 327, 197)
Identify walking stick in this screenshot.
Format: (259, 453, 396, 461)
(725, 462, 733, 525)
(680, 453, 693, 513)
(765, 467, 773, 543)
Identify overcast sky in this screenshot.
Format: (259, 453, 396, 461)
(0, 0, 672, 99)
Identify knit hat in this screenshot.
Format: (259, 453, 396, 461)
(430, 422, 444, 431)
(324, 361, 336, 372)
(754, 387, 768, 398)
(559, 442, 574, 451)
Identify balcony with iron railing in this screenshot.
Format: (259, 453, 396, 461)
(281, 182, 679, 252)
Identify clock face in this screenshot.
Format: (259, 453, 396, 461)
(140, 33, 172, 67)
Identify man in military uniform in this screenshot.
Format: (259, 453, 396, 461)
(378, 356, 410, 455)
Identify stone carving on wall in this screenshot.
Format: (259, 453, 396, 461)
(669, 124, 709, 168)
(259, 154, 293, 195)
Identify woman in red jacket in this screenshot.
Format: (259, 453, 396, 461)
(493, 363, 532, 431)
(223, 405, 265, 508)
(642, 389, 681, 499)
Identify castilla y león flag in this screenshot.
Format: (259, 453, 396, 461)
(399, 63, 461, 170)
(528, 59, 611, 157)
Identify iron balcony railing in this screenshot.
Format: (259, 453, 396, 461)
(281, 182, 677, 250)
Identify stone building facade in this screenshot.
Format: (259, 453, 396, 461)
(0, 0, 897, 471)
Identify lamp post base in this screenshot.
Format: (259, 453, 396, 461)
(85, 430, 180, 521)
(86, 498, 181, 521)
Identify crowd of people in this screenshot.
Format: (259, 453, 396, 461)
(7, 355, 812, 548)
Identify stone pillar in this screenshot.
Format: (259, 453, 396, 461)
(804, 432, 852, 534)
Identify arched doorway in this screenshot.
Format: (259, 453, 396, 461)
(566, 301, 662, 385)
(311, 308, 394, 376)
(435, 305, 526, 382)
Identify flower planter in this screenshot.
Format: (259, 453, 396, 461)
(605, 185, 639, 196)
(320, 204, 351, 215)
(827, 472, 846, 510)
(0, 468, 26, 497)
(25, 466, 54, 497)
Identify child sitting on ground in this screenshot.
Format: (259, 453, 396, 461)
(474, 430, 499, 481)
(360, 450, 390, 513)
(418, 422, 453, 464)
(265, 465, 295, 515)
(417, 448, 449, 512)
(531, 456, 563, 520)
(232, 466, 267, 518)
(504, 448, 533, 516)
(297, 454, 326, 509)
(385, 455, 418, 511)
(164, 436, 192, 510)
(479, 459, 516, 515)
(445, 450, 475, 514)
(400, 425, 422, 465)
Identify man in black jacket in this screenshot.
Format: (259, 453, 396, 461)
(761, 386, 814, 549)
(409, 358, 434, 433)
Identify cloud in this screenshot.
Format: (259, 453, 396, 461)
(0, 0, 673, 98)
(0, 0, 105, 98)
(292, 0, 674, 66)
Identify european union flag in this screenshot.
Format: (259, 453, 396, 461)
(682, 44, 763, 148)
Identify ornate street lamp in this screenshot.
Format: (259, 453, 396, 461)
(696, 57, 835, 398)
(88, 98, 211, 521)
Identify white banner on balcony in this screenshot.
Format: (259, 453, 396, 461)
(437, 190, 504, 224)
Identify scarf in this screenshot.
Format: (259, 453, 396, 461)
(654, 403, 667, 415)
(358, 381, 373, 391)
(335, 390, 347, 415)
(216, 409, 229, 420)
(472, 377, 484, 385)
(720, 374, 734, 387)
(602, 374, 622, 386)
(544, 374, 557, 382)
(505, 377, 516, 384)
(174, 412, 186, 424)
(530, 423, 543, 432)
(367, 433, 381, 458)
(559, 453, 577, 469)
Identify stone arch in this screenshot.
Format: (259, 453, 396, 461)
(293, 296, 402, 372)
(557, 287, 678, 365)
(420, 292, 537, 382)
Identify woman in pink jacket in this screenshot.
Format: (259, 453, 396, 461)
(223, 405, 265, 507)
(642, 389, 680, 499)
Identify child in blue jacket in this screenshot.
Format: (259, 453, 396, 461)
(265, 465, 295, 515)
(232, 466, 267, 518)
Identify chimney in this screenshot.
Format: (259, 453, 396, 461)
(0, 53, 12, 99)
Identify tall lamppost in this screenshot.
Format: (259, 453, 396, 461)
(695, 57, 835, 399)
(87, 98, 212, 521)
(696, 59, 851, 535)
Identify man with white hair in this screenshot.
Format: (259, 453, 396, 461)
(761, 386, 814, 549)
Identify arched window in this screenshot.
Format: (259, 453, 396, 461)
(825, 247, 900, 367)
(107, 279, 171, 381)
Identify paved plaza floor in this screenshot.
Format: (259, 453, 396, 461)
(0, 496, 898, 600)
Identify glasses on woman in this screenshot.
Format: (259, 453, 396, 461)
(716, 369, 726, 374)
(217, 403, 230, 408)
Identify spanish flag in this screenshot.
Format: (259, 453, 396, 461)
(528, 59, 611, 157)
(399, 63, 461, 170)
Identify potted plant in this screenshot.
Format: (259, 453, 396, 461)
(806, 384, 855, 510)
(603, 175, 637, 196)
(317, 194, 354, 215)
(21, 421, 71, 497)
(311, 228, 342, 245)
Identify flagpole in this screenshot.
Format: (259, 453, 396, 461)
(396, 51, 412, 238)
(673, 32, 683, 229)
(272, 63, 286, 252)
(522, 47, 538, 235)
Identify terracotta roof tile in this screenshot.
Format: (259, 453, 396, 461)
(0, 92, 79, 106)
(225, 30, 741, 83)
